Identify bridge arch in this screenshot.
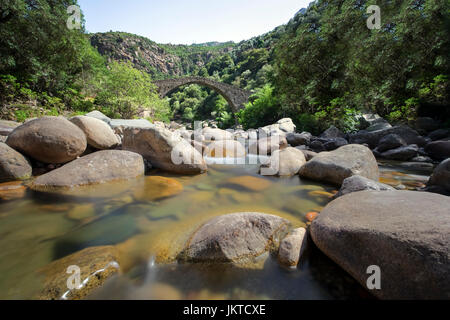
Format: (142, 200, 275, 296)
(154, 77, 252, 113)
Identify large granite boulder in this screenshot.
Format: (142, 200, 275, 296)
(30, 150, 144, 190)
(260, 147, 306, 176)
(299, 144, 379, 186)
(310, 191, 450, 299)
(122, 126, 207, 174)
(424, 140, 450, 161)
(6, 116, 87, 164)
(178, 212, 290, 264)
(425, 158, 450, 196)
(0, 142, 32, 182)
(70, 116, 119, 150)
(333, 175, 394, 198)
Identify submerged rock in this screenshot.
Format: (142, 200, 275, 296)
(37, 246, 120, 300)
(278, 227, 307, 267)
(70, 116, 119, 150)
(299, 144, 379, 186)
(6, 116, 87, 164)
(31, 150, 145, 190)
(133, 176, 183, 201)
(310, 190, 450, 299)
(122, 126, 207, 174)
(333, 175, 394, 198)
(225, 175, 272, 192)
(178, 212, 290, 264)
(0, 142, 32, 182)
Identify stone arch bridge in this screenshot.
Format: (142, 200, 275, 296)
(154, 77, 252, 113)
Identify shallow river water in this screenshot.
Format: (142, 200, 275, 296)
(0, 157, 432, 300)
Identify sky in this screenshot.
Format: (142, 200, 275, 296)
(78, 0, 312, 45)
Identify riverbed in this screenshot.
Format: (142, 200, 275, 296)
(0, 158, 432, 299)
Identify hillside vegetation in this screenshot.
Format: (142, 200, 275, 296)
(0, 0, 448, 132)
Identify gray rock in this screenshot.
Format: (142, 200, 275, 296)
(122, 126, 207, 174)
(260, 147, 306, 176)
(376, 133, 406, 152)
(349, 125, 426, 149)
(309, 140, 325, 152)
(286, 132, 310, 147)
(380, 144, 418, 161)
(0, 142, 32, 182)
(31, 150, 144, 190)
(70, 116, 119, 150)
(277, 118, 296, 133)
(424, 140, 450, 161)
(248, 136, 288, 155)
(299, 144, 379, 186)
(320, 125, 345, 139)
(333, 175, 394, 198)
(413, 117, 439, 134)
(411, 155, 433, 163)
(6, 116, 87, 164)
(178, 212, 290, 264)
(85, 110, 111, 124)
(0, 120, 20, 136)
(428, 129, 450, 141)
(202, 127, 233, 141)
(426, 158, 450, 196)
(310, 190, 450, 299)
(278, 228, 307, 267)
(296, 148, 318, 161)
(323, 137, 348, 151)
(109, 119, 153, 132)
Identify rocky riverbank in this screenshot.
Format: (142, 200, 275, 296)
(0, 111, 449, 299)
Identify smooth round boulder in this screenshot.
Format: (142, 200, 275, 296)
(0, 142, 32, 182)
(178, 212, 291, 264)
(122, 126, 207, 174)
(310, 191, 450, 299)
(70, 116, 119, 150)
(30, 150, 144, 190)
(260, 147, 306, 176)
(299, 144, 379, 186)
(6, 116, 87, 164)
